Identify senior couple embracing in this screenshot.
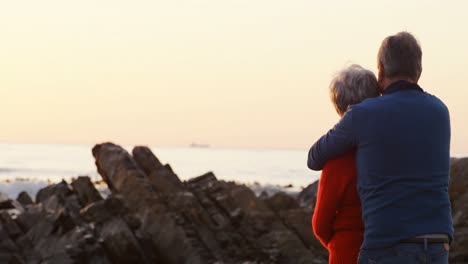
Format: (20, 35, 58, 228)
(308, 32, 453, 264)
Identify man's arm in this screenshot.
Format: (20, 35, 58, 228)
(307, 108, 356, 171)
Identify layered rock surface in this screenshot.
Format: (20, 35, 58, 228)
(449, 157, 468, 262)
(0, 143, 327, 263)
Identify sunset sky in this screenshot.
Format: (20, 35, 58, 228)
(1, 1, 467, 153)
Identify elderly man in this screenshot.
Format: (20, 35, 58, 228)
(308, 32, 453, 263)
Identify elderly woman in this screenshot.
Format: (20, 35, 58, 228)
(312, 64, 380, 263)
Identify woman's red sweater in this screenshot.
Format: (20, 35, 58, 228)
(312, 152, 364, 264)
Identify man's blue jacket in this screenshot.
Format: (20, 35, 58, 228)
(308, 80, 453, 249)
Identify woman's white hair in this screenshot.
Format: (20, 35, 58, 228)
(329, 64, 380, 115)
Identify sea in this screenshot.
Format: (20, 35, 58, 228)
(0, 143, 319, 199)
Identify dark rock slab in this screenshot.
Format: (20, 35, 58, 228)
(147, 164, 185, 193)
(80, 195, 126, 224)
(15, 204, 45, 232)
(36, 180, 73, 204)
(449, 157, 468, 262)
(100, 218, 152, 264)
(133, 146, 184, 193)
(16, 192, 34, 206)
(0, 199, 24, 220)
(280, 208, 328, 258)
(92, 143, 155, 203)
(0, 212, 23, 240)
(264, 192, 300, 212)
(0, 199, 22, 211)
(450, 227, 468, 262)
(297, 180, 319, 208)
(132, 146, 163, 175)
(450, 157, 468, 207)
(187, 171, 324, 263)
(0, 220, 27, 263)
(71, 176, 102, 207)
(93, 143, 214, 263)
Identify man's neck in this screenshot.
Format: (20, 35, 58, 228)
(382, 77, 416, 91)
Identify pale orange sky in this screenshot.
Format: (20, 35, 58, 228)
(1, 1, 467, 153)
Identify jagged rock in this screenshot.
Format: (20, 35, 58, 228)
(453, 191, 468, 227)
(14, 235, 41, 264)
(0, 212, 23, 240)
(0, 199, 24, 211)
(71, 176, 103, 207)
(450, 227, 468, 262)
(133, 146, 184, 193)
(0, 254, 24, 264)
(16, 205, 110, 263)
(0, 227, 20, 259)
(36, 180, 73, 204)
(186, 171, 323, 263)
(297, 180, 319, 208)
(450, 157, 468, 207)
(0, 199, 24, 219)
(23, 213, 56, 246)
(148, 164, 185, 193)
(259, 191, 269, 199)
(100, 218, 151, 264)
(38, 192, 84, 239)
(449, 157, 468, 262)
(15, 204, 45, 232)
(264, 192, 300, 212)
(93, 143, 212, 263)
(92, 143, 156, 204)
(42, 194, 80, 214)
(280, 209, 327, 258)
(0, 224, 23, 263)
(228, 184, 271, 213)
(132, 146, 164, 174)
(80, 195, 126, 224)
(66, 232, 112, 264)
(16, 192, 34, 206)
(187, 171, 217, 191)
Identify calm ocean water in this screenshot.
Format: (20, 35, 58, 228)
(0, 143, 319, 198)
(1, 143, 466, 199)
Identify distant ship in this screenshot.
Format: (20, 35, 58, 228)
(189, 142, 211, 148)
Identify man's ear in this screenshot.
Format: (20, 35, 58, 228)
(415, 67, 422, 83)
(377, 62, 385, 92)
(378, 62, 384, 82)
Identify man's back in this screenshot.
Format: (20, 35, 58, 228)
(352, 80, 453, 249)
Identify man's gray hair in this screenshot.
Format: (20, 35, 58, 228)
(329, 64, 380, 115)
(378, 31, 422, 81)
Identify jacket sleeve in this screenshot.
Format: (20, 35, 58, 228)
(307, 108, 356, 171)
(312, 157, 352, 249)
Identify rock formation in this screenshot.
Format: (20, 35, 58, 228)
(449, 157, 468, 262)
(0, 143, 327, 263)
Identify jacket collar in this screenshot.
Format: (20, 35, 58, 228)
(383, 80, 424, 95)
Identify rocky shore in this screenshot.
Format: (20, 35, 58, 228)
(0, 143, 467, 263)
